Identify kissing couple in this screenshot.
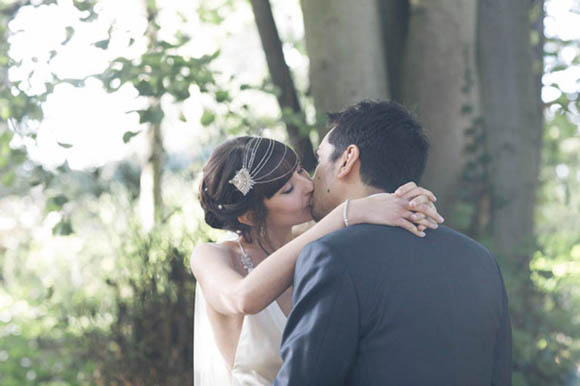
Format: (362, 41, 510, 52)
(192, 100, 512, 385)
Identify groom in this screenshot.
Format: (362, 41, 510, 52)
(274, 100, 512, 385)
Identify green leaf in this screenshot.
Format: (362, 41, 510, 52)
(135, 80, 154, 96)
(200, 110, 215, 127)
(198, 7, 225, 24)
(57, 161, 71, 173)
(80, 12, 98, 22)
(57, 142, 73, 149)
(46, 194, 69, 213)
(137, 106, 164, 125)
(169, 83, 191, 101)
(52, 218, 74, 236)
(205, 50, 221, 62)
(0, 130, 13, 150)
(1, 171, 15, 187)
(142, 52, 163, 68)
(29, 179, 42, 187)
(62, 78, 85, 87)
(215, 90, 230, 103)
(179, 113, 187, 122)
(122, 131, 141, 144)
(94, 39, 110, 49)
(10, 149, 27, 165)
(45, 82, 55, 94)
(62, 26, 75, 45)
(0, 104, 10, 120)
(550, 64, 568, 72)
(73, 0, 96, 12)
(158, 41, 177, 50)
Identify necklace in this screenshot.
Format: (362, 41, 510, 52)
(237, 238, 255, 273)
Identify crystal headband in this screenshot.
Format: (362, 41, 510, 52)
(228, 137, 297, 196)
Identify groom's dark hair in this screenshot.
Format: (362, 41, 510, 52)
(327, 100, 429, 193)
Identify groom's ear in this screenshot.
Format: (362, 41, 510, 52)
(336, 144, 360, 179)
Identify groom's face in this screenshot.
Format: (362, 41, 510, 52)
(311, 130, 343, 222)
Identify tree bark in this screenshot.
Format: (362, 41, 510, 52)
(249, 0, 317, 171)
(532, 0, 545, 123)
(139, 0, 163, 232)
(477, 0, 543, 267)
(378, 0, 410, 102)
(139, 102, 163, 232)
(400, 0, 480, 217)
(301, 0, 390, 135)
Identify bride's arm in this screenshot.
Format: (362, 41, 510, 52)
(291, 220, 316, 240)
(191, 183, 443, 316)
(290, 182, 441, 239)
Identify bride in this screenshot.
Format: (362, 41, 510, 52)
(191, 136, 443, 385)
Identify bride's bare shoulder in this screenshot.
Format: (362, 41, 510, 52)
(190, 240, 238, 271)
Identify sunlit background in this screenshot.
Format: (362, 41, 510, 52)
(1, 0, 579, 384)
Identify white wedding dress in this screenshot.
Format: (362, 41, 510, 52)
(194, 240, 287, 385)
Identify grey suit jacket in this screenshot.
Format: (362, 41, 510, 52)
(274, 224, 512, 386)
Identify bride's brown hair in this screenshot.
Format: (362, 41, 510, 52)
(199, 136, 299, 253)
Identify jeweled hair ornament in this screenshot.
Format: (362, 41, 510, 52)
(229, 137, 298, 196)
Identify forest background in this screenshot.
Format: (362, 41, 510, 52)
(0, 0, 579, 385)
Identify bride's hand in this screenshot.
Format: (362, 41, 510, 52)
(349, 182, 444, 237)
(394, 182, 444, 232)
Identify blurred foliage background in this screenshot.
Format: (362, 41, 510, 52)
(0, 0, 579, 385)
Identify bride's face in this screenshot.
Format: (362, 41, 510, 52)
(263, 166, 314, 228)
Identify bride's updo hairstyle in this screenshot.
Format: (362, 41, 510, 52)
(199, 136, 299, 252)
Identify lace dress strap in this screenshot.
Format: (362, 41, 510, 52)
(237, 238, 255, 273)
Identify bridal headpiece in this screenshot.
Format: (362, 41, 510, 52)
(228, 137, 297, 196)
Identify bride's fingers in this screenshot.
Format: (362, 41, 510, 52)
(417, 224, 427, 232)
(409, 212, 426, 221)
(413, 203, 444, 223)
(397, 218, 426, 238)
(409, 212, 439, 229)
(409, 195, 430, 208)
(403, 187, 436, 202)
(394, 182, 417, 197)
(407, 199, 440, 219)
(415, 217, 439, 230)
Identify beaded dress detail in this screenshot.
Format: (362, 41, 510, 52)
(194, 239, 287, 385)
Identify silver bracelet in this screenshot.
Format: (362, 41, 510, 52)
(343, 199, 350, 227)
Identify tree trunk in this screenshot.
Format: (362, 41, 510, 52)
(532, 0, 545, 123)
(139, 104, 163, 232)
(400, 0, 480, 218)
(477, 0, 543, 267)
(249, 0, 317, 171)
(139, 0, 163, 232)
(378, 0, 410, 102)
(301, 0, 390, 135)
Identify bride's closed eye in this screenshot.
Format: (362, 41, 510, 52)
(296, 165, 311, 178)
(279, 166, 309, 194)
(281, 185, 294, 194)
